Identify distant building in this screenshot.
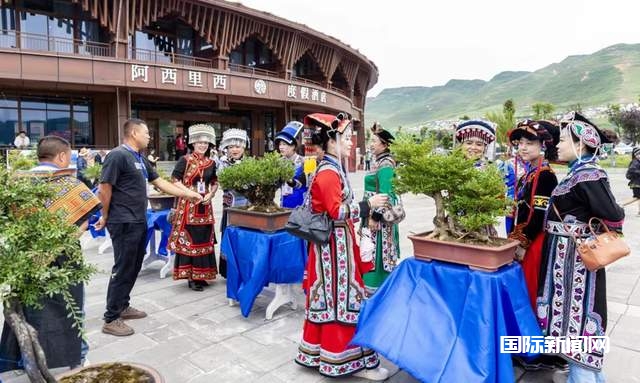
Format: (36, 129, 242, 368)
(0, 0, 378, 169)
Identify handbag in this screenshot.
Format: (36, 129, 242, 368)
(375, 173, 405, 224)
(284, 164, 333, 244)
(381, 196, 405, 224)
(359, 227, 376, 264)
(552, 205, 630, 272)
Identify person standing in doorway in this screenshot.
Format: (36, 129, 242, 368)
(94, 118, 202, 337)
(175, 134, 187, 160)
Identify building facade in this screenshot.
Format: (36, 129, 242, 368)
(0, 0, 377, 168)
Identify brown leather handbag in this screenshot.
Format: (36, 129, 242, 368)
(574, 217, 630, 272)
(553, 205, 630, 272)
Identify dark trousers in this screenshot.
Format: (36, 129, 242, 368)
(104, 222, 148, 322)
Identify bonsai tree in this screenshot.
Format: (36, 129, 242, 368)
(217, 152, 294, 212)
(392, 135, 511, 243)
(0, 165, 95, 383)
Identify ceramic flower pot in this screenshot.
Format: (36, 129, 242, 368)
(409, 231, 519, 272)
(227, 207, 291, 232)
(148, 195, 176, 211)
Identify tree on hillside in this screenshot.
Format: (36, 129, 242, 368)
(420, 126, 428, 140)
(459, 115, 470, 121)
(532, 102, 556, 119)
(618, 108, 640, 145)
(485, 99, 516, 146)
(567, 103, 583, 113)
(607, 104, 623, 136)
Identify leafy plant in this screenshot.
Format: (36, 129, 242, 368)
(217, 152, 294, 212)
(392, 135, 512, 243)
(82, 163, 102, 182)
(7, 150, 37, 171)
(0, 166, 96, 382)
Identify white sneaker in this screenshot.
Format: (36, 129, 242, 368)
(353, 367, 389, 381)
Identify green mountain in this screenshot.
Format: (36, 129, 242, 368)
(365, 43, 640, 127)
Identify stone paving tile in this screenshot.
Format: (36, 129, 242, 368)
(602, 346, 640, 383)
(606, 271, 639, 304)
(609, 315, 640, 352)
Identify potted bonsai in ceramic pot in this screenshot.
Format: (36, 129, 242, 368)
(392, 135, 517, 271)
(217, 152, 295, 232)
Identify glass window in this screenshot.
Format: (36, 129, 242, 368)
(0, 107, 19, 146)
(47, 100, 70, 111)
(20, 12, 48, 50)
(1, 7, 16, 30)
(176, 24, 193, 56)
(74, 102, 89, 112)
(0, 98, 18, 108)
(79, 20, 99, 42)
(73, 111, 91, 146)
(46, 110, 71, 140)
(21, 99, 47, 109)
(22, 108, 46, 142)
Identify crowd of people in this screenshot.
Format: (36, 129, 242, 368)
(0, 110, 635, 383)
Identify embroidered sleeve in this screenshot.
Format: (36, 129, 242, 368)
(522, 170, 558, 246)
(312, 169, 365, 221)
(370, 166, 396, 222)
(576, 178, 625, 232)
(171, 156, 188, 181)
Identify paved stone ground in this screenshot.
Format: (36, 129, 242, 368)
(1, 168, 640, 383)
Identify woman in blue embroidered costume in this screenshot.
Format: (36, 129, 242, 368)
(275, 121, 307, 209)
(295, 113, 390, 380)
(216, 128, 249, 278)
(455, 119, 515, 235)
(537, 112, 624, 383)
(169, 124, 218, 291)
(507, 120, 559, 310)
(361, 123, 400, 296)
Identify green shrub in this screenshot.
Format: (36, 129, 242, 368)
(217, 152, 294, 212)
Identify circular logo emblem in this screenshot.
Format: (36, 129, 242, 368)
(254, 80, 267, 95)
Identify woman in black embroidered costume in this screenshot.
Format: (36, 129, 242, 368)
(507, 120, 559, 309)
(537, 112, 624, 382)
(169, 124, 218, 291)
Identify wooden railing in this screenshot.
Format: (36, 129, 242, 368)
(0, 30, 112, 57)
(128, 47, 211, 68)
(229, 63, 279, 78)
(291, 76, 323, 87)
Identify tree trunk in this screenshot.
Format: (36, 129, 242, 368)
(431, 193, 450, 240)
(3, 300, 56, 383)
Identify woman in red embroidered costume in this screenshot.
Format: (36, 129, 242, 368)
(295, 113, 390, 380)
(507, 120, 560, 310)
(169, 124, 218, 292)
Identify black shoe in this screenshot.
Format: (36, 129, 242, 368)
(196, 280, 209, 287)
(188, 280, 203, 291)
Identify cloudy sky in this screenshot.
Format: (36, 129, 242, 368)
(232, 0, 640, 96)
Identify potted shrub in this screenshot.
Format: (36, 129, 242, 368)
(0, 166, 96, 382)
(217, 152, 295, 232)
(392, 135, 517, 271)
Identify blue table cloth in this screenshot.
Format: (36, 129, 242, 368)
(88, 209, 171, 255)
(221, 226, 307, 317)
(352, 258, 541, 383)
